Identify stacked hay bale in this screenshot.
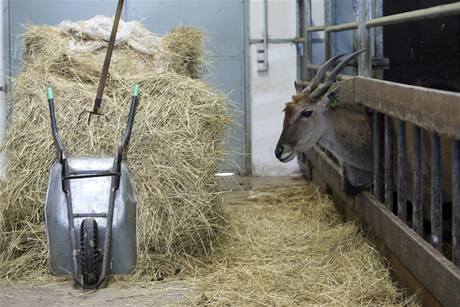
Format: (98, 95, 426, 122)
(0, 19, 229, 280)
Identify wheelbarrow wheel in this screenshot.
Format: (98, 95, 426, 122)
(80, 218, 101, 287)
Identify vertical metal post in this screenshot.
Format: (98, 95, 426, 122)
(263, 0, 269, 68)
(384, 115, 394, 210)
(352, 2, 358, 75)
(297, 0, 306, 81)
(397, 120, 407, 222)
(305, 0, 312, 80)
(373, 112, 384, 202)
(352, 29, 358, 75)
(358, 0, 371, 76)
(324, 0, 333, 60)
(413, 126, 423, 235)
(256, 0, 269, 72)
(373, 0, 384, 79)
(453, 140, 460, 265)
(431, 133, 443, 251)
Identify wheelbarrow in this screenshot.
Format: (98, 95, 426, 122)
(44, 84, 140, 289)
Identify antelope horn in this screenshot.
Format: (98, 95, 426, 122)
(303, 53, 345, 94)
(309, 49, 367, 99)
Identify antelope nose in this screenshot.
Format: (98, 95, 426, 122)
(275, 146, 283, 159)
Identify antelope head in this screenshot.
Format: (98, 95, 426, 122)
(274, 50, 365, 162)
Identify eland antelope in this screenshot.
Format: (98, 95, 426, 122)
(274, 50, 372, 196)
(274, 50, 454, 230)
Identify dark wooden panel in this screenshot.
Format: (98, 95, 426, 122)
(305, 146, 460, 307)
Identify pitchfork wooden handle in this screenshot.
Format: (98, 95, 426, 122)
(93, 0, 125, 113)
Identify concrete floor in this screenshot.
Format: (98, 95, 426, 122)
(0, 176, 306, 306)
(0, 281, 197, 306)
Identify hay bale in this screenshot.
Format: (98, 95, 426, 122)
(23, 19, 205, 79)
(161, 26, 206, 79)
(0, 22, 229, 280)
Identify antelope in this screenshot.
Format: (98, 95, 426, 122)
(274, 50, 454, 227)
(274, 50, 372, 195)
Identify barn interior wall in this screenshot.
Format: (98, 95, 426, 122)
(249, 0, 298, 176)
(249, 0, 325, 176)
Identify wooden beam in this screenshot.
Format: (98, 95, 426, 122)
(305, 146, 460, 307)
(337, 77, 460, 139)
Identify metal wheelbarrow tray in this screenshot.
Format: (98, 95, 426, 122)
(44, 85, 140, 289)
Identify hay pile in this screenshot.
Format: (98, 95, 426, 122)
(161, 26, 206, 79)
(0, 21, 229, 280)
(23, 21, 206, 79)
(192, 184, 412, 305)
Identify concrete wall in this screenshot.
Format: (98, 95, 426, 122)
(249, 0, 298, 176)
(249, 0, 324, 176)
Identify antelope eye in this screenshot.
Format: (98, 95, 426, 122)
(301, 110, 313, 118)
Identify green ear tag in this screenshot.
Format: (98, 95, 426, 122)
(328, 95, 338, 108)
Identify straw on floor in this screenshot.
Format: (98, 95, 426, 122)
(0, 21, 229, 281)
(191, 184, 414, 306)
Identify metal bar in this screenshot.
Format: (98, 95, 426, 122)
(373, 111, 384, 202)
(352, 28, 358, 76)
(70, 169, 115, 175)
(373, 0, 383, 79)
(325, 21, 357, 33)
(413, 126, 423, 236)
(73, 213, 108, 218)
(297, 0, 306, 81)
(306, 145, 460, 307)
(306, 2, 460, 33)
(358, 0, 371, 77)
(367, 2, 460, 28)
(397, 120, 407, 222)
(453, 140, 460, 266)
(304, 0, 312, 80)
(384, 115, 394, 211)
(304, 64, 352, 80)
(64, 172, 120, 180)
(431, 133, 443, 252)
(324, 0, 332, 60)
(263, 0, 268, 67)
(47, 92, 65, 163)
(97, 172, 118, 287)
(63, 160, 80, 287)
(306, 25, 326, 32)
(250, 38, 304, 44)
(337, 77, 460, 139)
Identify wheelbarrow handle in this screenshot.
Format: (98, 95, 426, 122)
(47, 87, 66, 162)
(120, 84, 140, 151)
(113, 84, 140, 176)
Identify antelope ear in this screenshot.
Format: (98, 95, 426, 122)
(294, 81, 305, 93)
(292, 95, 304, 103)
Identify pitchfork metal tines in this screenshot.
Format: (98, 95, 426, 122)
(45, 84, 140, 289)
(80, 0, 125, 124)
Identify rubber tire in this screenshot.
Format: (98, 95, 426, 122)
(80, 218, 101, 287)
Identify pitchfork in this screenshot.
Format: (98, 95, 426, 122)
(79, 0, 125, 123)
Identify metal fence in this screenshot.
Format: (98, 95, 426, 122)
(298, 0, 460, 270)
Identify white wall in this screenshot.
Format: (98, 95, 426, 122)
(249, 0, 299, 176)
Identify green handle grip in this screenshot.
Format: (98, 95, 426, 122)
(132, 84, 140, 97)
(47, 87, 54, 100)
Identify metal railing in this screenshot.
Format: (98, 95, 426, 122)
(302, 1, 460, 80)
(299, 0, 460, 269)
